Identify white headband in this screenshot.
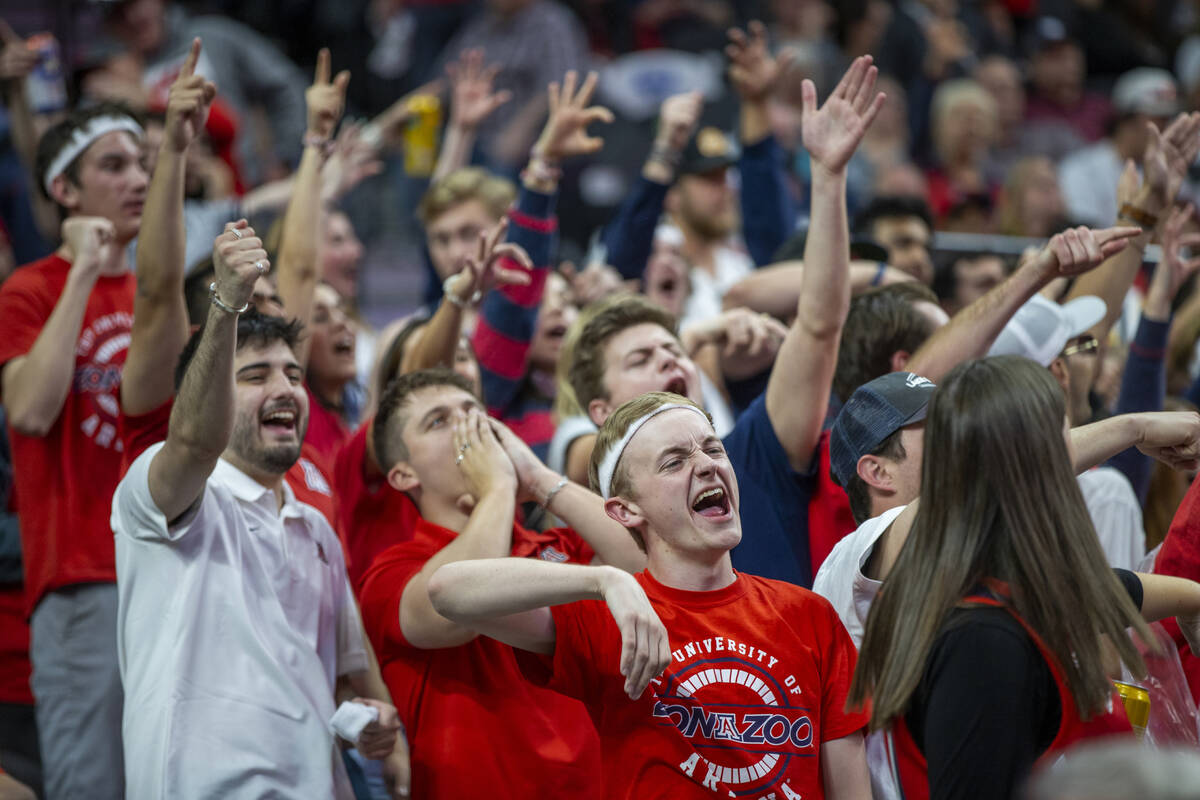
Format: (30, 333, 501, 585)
(43, 116, 145, 195)
(596, 403, 710, 500)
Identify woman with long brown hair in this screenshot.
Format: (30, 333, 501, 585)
(849, 355, 1200, 799)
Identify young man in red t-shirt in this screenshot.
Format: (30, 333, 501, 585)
(359, 367, 647, 799)
(428, 391, 872, 799)
(0, 99, 149, 798)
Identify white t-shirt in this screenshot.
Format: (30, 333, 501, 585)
(112, 443, 368, 799)
(681, 244, 754, 330)
(1058, 140, 1124, 228)
(812, 504, 908, 648)
(1079, 466, 1146, 571)
(811, 503, 908, 800)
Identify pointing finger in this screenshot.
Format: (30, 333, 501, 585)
(315, 47, 330, 85)
(181, 37, 201, 77)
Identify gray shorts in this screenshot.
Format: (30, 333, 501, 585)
(30, 583, 124, 800)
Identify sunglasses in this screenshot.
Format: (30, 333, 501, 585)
(1061, 334, 1099, 358)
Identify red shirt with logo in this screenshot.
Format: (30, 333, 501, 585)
(0, 255, 135, 614)
(519, 569, 867, 799)
(331, 421, 419, 593)
(118, 397, 337, 527)
(358, 516, 600, 800)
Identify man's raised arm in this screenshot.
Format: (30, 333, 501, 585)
(905, 225, 1140, 382)
(121, 38, 215, 416)
(147, 223, 268, 521)
(765, 55, 884, 470)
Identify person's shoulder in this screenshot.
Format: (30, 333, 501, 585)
(743, 573, 836, 613)
(0, 254, 67, 296)
(1078, 466, 1138, 502)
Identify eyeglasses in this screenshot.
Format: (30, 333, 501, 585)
(1061, 334, 1099, 358)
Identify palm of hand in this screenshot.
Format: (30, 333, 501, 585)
(307, 87, 343, 137)
(543, 110, 594, 158)
(455, 82, 496, 126)
(802, 97, 865, 174)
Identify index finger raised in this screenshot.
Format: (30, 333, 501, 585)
(1093, 225, 1143, 245)
(180, 37, 201, 78)
(315, 47, 331, 85)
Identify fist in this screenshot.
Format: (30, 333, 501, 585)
(211, 220, 269, 309)
(61, 217, 116, 270)
(657, 91, 703, 152)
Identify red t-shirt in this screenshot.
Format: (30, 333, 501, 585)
(358, 516, 600, 800)
(808, 432, 857, 576)
(0, 584, 31, 705)
(331, 421, 420, 593)
(0, 255, 135, 614)
(304, 386, 350, 468)
(118, 397, 338, 527)
(1154, 475, 1200, 704)
(520, 569, 867, 799)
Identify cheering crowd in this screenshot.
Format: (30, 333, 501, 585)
(11, 1, 1200, 798)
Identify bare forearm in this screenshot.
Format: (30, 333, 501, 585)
(1135, 573, 1200, 621)
(796, 171, 849, 339)
(432, 122, 477, 183)
(739, 100, 770, 147)
(2, 272, 95, 435)
(168, 301, 237, 455)
(429, 557, 607, 622)
(137, 149, 187, 295)
(530, 471, 647, 573)
(276, 145, 325, 361)
(907, 259, 1046, 381)
(400, 300, 463, 373)
(346, 635, 392, 703)
(1069, 415, 1141, 472)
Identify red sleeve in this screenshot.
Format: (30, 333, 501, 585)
(516, 598, 612, 706)
(119, 399, 174, 475)
(0, 270, 51, 369)
(357, 544, 430, 655)
(815, 595, 870, 741)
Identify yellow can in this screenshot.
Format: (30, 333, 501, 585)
(403, 95, 442, 178)
(1113, 680, 1150, 741)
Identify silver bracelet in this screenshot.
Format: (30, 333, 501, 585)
(442, 274, 482, 309)
(540, 476, 569, 510)
(209, 282, 249, 314)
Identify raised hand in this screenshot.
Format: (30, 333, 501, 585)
(61, 217, 117, 280)
(1147, 204, 1200, 312)
(322, 122, 385, 203)
(655, 90, 703, 152)
(211, 220, 269, 311)
(1032, 225, 1142, 279)
(307, 48, 350, 140)
(164, 38, 217, 153)
(598, 567, 671, 700)
(531, 70, 614, 163)
(1143, 111, 1200, 207)
(445, 217, 533, 306)
(682, 307, 787, 380)
(800, 55, 886, 177)
(446, 48, 511, 129)
(0, 21, 37, 82)
(453, 407, 517, 499)
(726, 21, 794, 104)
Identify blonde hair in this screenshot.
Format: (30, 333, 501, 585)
(930, 79, 998, 166)
(417, 167, 516, 225)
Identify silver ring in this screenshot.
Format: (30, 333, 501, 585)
(231, 227, 244, 239)
(459, 442, 471, 453)
(455, 453, 464, 465)
(255, 261, 266, 273)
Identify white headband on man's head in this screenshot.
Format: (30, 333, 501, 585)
(42, 115, 145, 195)
(596, 403, 710, 500)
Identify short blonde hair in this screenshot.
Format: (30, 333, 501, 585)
(930, 79, 998, 166)
(417, 167, 516, 225)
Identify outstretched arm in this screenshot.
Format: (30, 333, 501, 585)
(146, 223, 268, 521)
(432, 49, 511, 182)
(122, 38, 215, 416)
(765, 55, 884, 470)
(906, 225, 1140, 382)
(276, 48, 348, 367)
(429, 557, 669, 699)
(1069, 411, 1200, 474)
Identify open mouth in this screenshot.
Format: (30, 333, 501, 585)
(333, 335, 355, 357)
(663, 376, 688, 396)
(545, 324, 568, 341)
(691, 486, 731, 519)
(261, 407, 297, 434)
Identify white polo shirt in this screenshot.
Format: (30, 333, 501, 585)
(112, 442, 368, 799)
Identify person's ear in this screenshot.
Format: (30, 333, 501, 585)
(588, 397, 612, 427)
(387, 461, 420, 494)
(1049, 357, 1070, 393)
(49, 173, 80, 212)
(856, 454, 895, 492)
(604, 496, 646, 530)
(890, 350, 911, 372)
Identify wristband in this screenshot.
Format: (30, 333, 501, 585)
(442, 274, 481, 309)
(302, 131, 335, 158)
(1118, 203, 1158, 229)
(209, 282, 249, 314)
(871, 261, 887, 287)
(647, 143, 682, 170)
(540, 476, 569, 510)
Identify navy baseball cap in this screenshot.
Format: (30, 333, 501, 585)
(829, 372, 937, 487)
